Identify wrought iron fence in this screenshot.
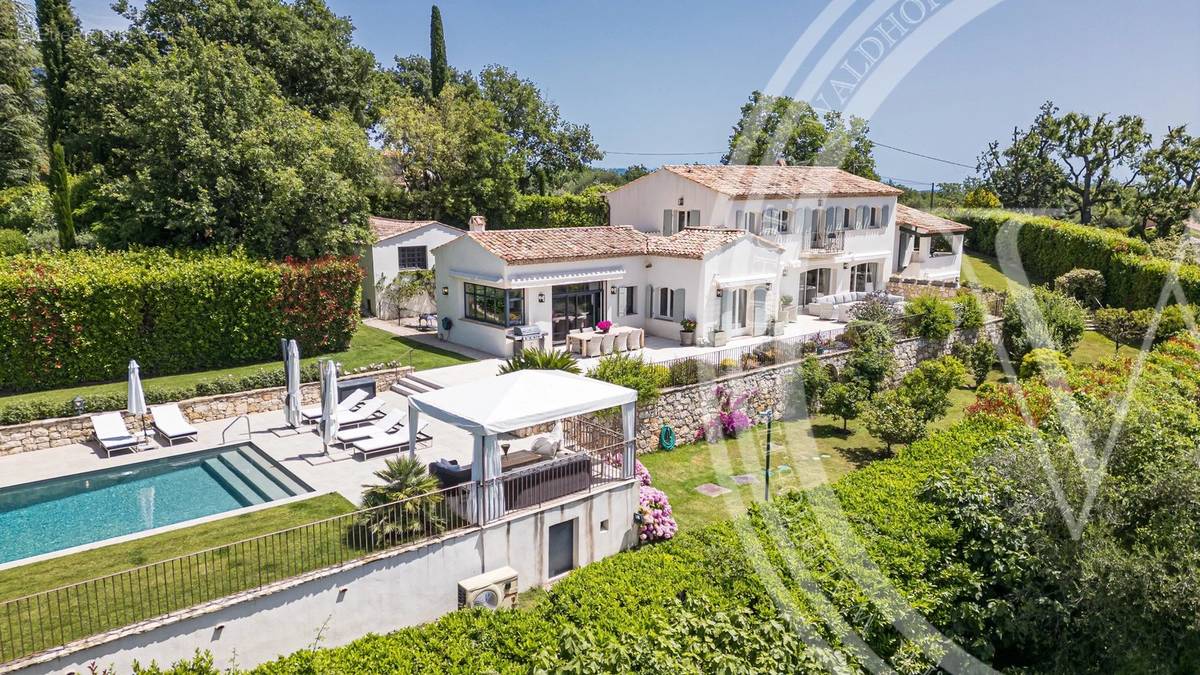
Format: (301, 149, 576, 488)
(0, 483, 474, 666)
(487, 444, 626, 517)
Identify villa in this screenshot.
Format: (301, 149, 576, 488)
(432, 164, 968, 357)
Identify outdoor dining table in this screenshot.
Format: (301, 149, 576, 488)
(564, 326, 643, 356)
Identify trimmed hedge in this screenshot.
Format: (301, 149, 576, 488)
(946, 208, 1200, 308)
(0, 251, 361, 392)
(498, 193, 608, 229)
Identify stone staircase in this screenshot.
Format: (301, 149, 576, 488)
(390, 373, 443, 398)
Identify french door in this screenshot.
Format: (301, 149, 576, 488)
(551, 283, 603, 343)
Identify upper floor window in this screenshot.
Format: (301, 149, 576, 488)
(761, 208, 790, 235)
(397, 245, 428, 269)
(663, 209, 699, 236)
(735, 210, 758, 234)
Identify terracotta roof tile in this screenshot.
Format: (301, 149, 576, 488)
(894, 205, 970, 234)
(662, 164, 902, 199)
(648, 227, 784, 259)
(369, 217, 454, 241)
(467, 226, 650, 265)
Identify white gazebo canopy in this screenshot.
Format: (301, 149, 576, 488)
(406, 370, 639, 523)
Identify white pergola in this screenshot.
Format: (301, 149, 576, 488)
(406, 370, 638, 523)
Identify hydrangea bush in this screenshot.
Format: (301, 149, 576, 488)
(637, 487, 677, 542)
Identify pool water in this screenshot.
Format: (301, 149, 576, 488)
(0, 444, 311, 564)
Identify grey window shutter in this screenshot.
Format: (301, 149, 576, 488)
(645, 284, 654, 317)
(688, 210, 700, 228)
(735, 210, 743, 229)
(882, 204, 891, 228)
(662, 210, 672, 235)
(825, 207, 837, 234)
(781, 210, 791, 233)
(720, 291, 732, 330)
(672, 288, 685, 321)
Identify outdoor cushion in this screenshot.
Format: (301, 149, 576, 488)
(301, 388, 368, 421)
(150, 404, 198, 442)
(337, 398, 386, 427)
(92, 412, 140, 455)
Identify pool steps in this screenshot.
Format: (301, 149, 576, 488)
(200, 447, 308, 507)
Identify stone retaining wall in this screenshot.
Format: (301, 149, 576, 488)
(0, 367, 411, 456)
(630, 319, 1001, 453)
(886, 275, 962, 299)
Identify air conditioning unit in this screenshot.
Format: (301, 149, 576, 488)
(458, 566, 518, 610)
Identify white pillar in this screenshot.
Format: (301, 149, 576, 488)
(620, 401, 637, 479)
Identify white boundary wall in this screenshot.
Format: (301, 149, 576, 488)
(12, 482, 639, 675)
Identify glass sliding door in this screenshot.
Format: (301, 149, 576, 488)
(850, 262, 879, 293)
(802, 268, 831, 305)
(551, 283, 603, 343)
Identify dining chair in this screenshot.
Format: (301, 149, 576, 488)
(613, 330, 629, 353)
(600, 333, 615, 355)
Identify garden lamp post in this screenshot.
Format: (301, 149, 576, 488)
(761, 408, 774, 501)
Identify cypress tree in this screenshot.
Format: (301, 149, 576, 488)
(0, 0, 44, 187)
(47, 141, 73, 248)
(429, 5, 447, 98)
(33, 0, 78, 248)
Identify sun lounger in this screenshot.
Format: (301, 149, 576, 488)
(150, 404, 199, 446)
(300, 388, 368, 423)
(335, 409, 403, 445)
(336, 398, 386, 427)
(91, 412, 142, 457)
(350, 423, 431, 459)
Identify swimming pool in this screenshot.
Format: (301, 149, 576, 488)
(0, 444, 312, 564)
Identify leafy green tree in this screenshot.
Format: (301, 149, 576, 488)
(32, 0, 77, 146)
(1001, 287, 1086, 362)
(862, 390, 925, 454)
(0, 0, 43, 188)
(388, 53, 476, 102)
(71, 35, 375, 256)
(953, 339, 995, 388)
(429, 4, 447, 98)
(845, 323, 894, 393)
(1051, 110, 1150, 225)
(788, 356, 830, 417)
(46, 141, 73, 248)
(589, 353, 669, 406)
(823, 381, 865, 431)
(904, 293, 957, 341)
(1052, 268, 1106, 307)
(0, 227, 27, 254)
(378, 87, 518, 227)
(897, 356, 966, 422)
(115, 0, 391, 128)
(962, 187, 1001, 208)
(478, 65, 602, 194)
(952, 293, 985, 330)
(1130, 125, 1200, 238)
(977, 101, 1066, 209)
(722, 91, 876, 178)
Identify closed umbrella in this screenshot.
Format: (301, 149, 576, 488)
(127, 360, 147, 442)
(284, 339, 301, 428)
(319, 359, 340, 455)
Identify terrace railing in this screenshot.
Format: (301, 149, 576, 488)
(0, 483, 474, 667)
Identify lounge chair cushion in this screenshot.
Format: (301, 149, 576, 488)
(301, 389, 368, 421)
(338, 398, 386, 426)
(92, 412, 140, 450)
(150, 404, 198, 440)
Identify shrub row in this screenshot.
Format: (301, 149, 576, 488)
(496, 193, 608, 229)
(946, 208, 1200, 309)
(0, 361, 403, 426)
(0, 251, 361, 392)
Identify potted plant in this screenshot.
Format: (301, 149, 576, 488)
(711, 326, 728, 347)
(779, 294, 796, 323)
(679, 318, 696, 346)
(596, 320, 613, 334)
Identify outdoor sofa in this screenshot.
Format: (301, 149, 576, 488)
(807, 292, 903, 321)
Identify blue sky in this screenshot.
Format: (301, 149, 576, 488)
(75, 0, 1199, 188)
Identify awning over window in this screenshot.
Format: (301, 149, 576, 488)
(506, 266, 626, 289)
(448, 269, 504, 284)
(713, 272, 775, 288)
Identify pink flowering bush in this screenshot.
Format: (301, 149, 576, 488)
(638, 487, 677, 542)
(696, 385, 756, 442)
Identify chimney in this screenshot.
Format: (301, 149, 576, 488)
(774, 158, 787, 166)
(468, 215, 487, 232)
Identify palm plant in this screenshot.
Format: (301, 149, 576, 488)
(498, 347, 581, 375)
(358, 457, 445, 546)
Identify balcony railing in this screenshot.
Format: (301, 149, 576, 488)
(801, 231, 845, 254)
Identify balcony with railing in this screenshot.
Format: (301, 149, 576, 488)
(799, 230, 845, 256)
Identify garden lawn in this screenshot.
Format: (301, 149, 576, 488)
(961, 252, 1030, 291)
(0, 325, 474, 409)
(1071, 329, 1142, 366)
(642, 374, 994, 529)
(0, 493, 356, 663)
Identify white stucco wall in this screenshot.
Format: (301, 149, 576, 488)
(17, 483, 639, 675)
(362, 224, 462, 317)
(606, 171, 722, 233)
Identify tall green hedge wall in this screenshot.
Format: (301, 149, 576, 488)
(0, 251, 361, 392)
(497, 193, 608, 229)
(945, 208, 1200, 309)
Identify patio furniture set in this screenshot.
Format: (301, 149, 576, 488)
(564, 326, 646, 357)
(806, 292, 905, 322)
(91, 403, 199, 457)
(300, 388, 431, 460)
